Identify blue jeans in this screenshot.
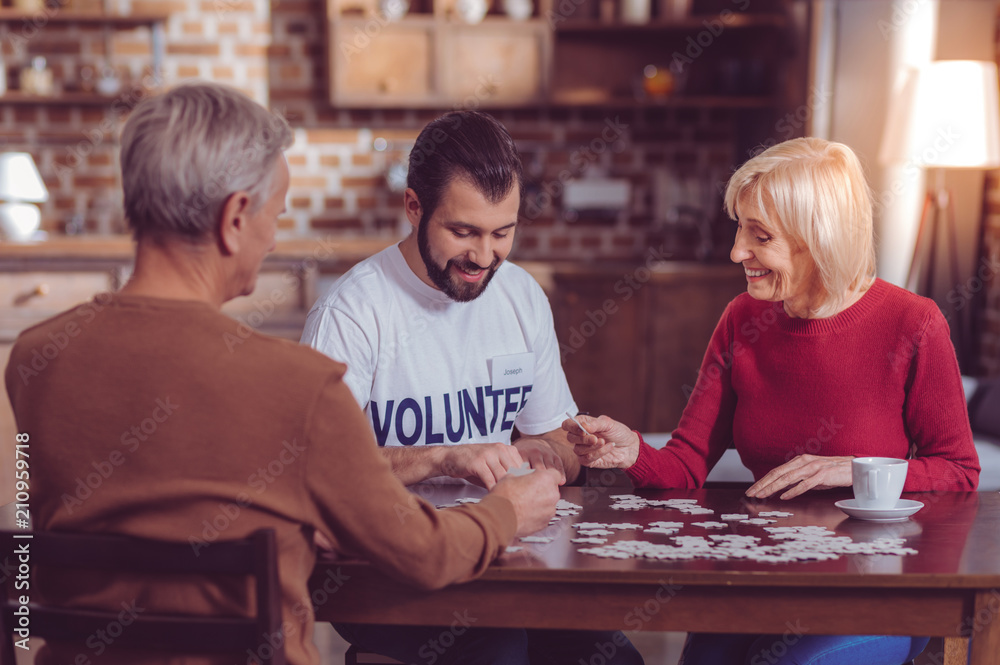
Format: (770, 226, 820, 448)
(680, 632, 929, 665)
(333, 623, 645, 665)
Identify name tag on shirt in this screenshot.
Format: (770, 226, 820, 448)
(490, 352, 535, 390)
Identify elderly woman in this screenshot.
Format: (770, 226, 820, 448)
(567, 137, 979, 665)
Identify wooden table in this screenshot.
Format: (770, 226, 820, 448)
(311, 485, 1000, 665)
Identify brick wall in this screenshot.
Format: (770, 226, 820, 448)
(1, 0, 270, 233)
(5, 0, 756, 261)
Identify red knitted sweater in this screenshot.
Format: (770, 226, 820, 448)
(627, 279, 980, 492)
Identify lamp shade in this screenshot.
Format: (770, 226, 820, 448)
(0, 152, 48, 203)
(879, 60, 1000, 169)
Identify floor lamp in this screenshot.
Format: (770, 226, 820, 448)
(879, 60, 1000, 370)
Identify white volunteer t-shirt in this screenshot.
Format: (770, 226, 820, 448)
(301, 244, 577, 447)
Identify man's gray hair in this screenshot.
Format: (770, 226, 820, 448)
(120, 82, 293, 242)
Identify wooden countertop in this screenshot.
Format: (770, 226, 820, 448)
(0, 235, 400, 262)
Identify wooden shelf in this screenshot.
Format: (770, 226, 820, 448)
(0, 10, 167, 89)
(547, 93, 779, 108)
(0, 91, 147, 105)
(329, 13, 436, 23)
(0, 9, 167, 25)
(0, 234, 399, 263)
(330, 12, 547, 22)
(555, 13, 789, 32)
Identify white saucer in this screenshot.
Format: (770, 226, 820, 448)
(835, 499, 924, 522)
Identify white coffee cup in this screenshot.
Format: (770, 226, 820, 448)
(852, 457, 908, 509)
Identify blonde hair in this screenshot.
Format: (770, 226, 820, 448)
(724, 137, 876, 318)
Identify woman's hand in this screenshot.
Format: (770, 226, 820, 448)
(562, 414, 640, 470)
(746, 454, 854, 500)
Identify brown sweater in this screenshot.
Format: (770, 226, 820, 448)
(5, 293, 516, 665)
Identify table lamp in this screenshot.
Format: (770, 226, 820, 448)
(0, 152, 49, 242)
(878, 60, 1000, 368)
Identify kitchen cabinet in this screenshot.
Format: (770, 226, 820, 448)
(326, 0, 802, 110)
(0, 269, 122, 340)
(327, 0, 553, 107)
(443, 21, 551, 103)
(0, 9, 166, 104)
(329, 19, 437, 105)
(548, 261, 747, 432)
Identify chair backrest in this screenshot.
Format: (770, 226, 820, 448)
(0, 528, 284, 665)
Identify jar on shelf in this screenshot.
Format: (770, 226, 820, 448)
(13, 0, 45, 12)
(20, 57, 54, 96)
(95, 66, 122, 96)
(378, 0, 409, 21)
(620, 0, 650, 23)
(454, 0, 489, 23)
(503, 0, 532, 20)
(77, 64, 97, 93)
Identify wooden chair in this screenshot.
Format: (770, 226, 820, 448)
(0, 528, 283, 665)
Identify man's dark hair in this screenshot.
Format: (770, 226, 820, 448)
(407, 111, 524, 224)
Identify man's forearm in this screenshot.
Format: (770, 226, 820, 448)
(515, 430, 582, 485)
(542, 435, 582, 484)
(379, 446, 446, 485)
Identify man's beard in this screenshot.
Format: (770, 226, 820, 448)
(418, 219, 500, 302)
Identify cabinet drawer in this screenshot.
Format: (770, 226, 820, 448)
(330, 21, 436, 105)
(0, 271, 115, 341)
(443, 23, 550, 104)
